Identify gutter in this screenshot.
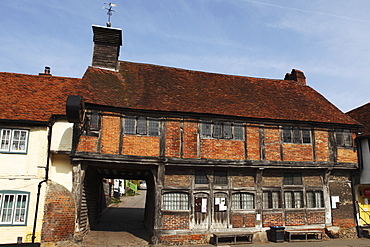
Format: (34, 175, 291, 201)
(31, 117, 55, 245)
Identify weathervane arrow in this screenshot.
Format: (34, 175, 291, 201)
(103, 2, 116, 27)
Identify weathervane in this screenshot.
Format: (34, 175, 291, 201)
(103, 2, 116, 27)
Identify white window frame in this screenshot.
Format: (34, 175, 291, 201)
(0, 129, 29, 153)
(0, 191, 29, 226)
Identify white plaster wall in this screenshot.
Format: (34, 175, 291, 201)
(50, 121, 73, 152)
(50, 154, 73, 192)
(0, 126, 48, 244)
(360, 138, 370, 184)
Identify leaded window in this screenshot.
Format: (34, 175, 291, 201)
(124, 116, 159, 136)
(232, 193, 254, 209)
(200, 121, 244, 140)
(214, 171, 228, 185)
(163, 193, 189, 210)
(335, 129, 352, 147)
(284, 191, 303, 208)
(263, 191, 281, 209)
(306, 191, 324, 208)
(282, 127, 311, 144)
(195, 171, 208, 184)
(284, 173, 302, 185)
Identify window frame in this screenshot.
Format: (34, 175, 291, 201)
(123, 116, 160, 136)
(0, 128, 29, 154)
(335, 129, 352, 147)
(282, 126, 311, 144)
(0, 191, 29, 226)
(214, 171, 228, 185)
(306, 190, 324, 208)
(232, 192, 255, 210)
(284, 191, 304, 209)
(195, 170, 208, 185)
(200, 121, 244, 140)
(162, 192, 189, 211)
(262, 191, 281, 209)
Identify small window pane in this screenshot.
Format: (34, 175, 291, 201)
(1, 194, 14, 223)
(343, 130, 352, 147)
(284, 173, 302, 185)
(223, 123, 232, 139)
(232, 193, 254, 209)
(148, 118, 159, 136)
(11, 130, 28, 152)
(307, 191, 324, 208)
(0, 129, 11, 151)
(283, 127, 292, 143)
(201, 122, 212, 137)
(14, 195, 27, 223)
(195, 171, 208, 184)
(335, 130, 343, 146)
(234, 123, 244, 140)
(302, 129, 311, 143)
(214, 171, 227, 185)
(294, 191, 303, 208)
(163, 193, 189, 210)
(137, 117, 147, 135)
(284, 192, 293, 208)
(90, 111, 101, 130)
(263, 191, 281, 209)
(293, 128, 301, 143)
(213, 122, 222, 138)
(124, 116, 136, 134)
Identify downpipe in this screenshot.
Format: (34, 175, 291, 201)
(32, 118, 54, 245)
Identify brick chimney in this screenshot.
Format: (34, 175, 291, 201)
(92, 25, 122, 71)
(284, 69, 306, 86)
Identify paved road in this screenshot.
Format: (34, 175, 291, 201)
(53, 190, 150, 247)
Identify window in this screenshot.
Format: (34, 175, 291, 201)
(214, 171, 228, 185)
(282, 127, 311, 144)
(163, 193, 189, 210)
(232, 193, 254, 209)
(0, 192, 29, 225)
(284, 173, 302, 185)
(284, 191, 303, 208)
(263, 191, 281, 209)
(195, 171, 208, 184)
(201, 121, 244, 140)
(124, 116, 159, 136)
(0, 129, 29, 153)
(86, 110, 101, 131)
(306, 191, 324, 208)
(335, 129, 352, 147)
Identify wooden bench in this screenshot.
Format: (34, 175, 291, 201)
(286, 230, 323, 242)
(214, 233, 253, 246)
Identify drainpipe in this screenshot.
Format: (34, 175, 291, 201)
(32, 118, 54, 245)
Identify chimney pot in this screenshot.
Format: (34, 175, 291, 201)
(284, 69, 306, 85)
(39, 66, 52, 76)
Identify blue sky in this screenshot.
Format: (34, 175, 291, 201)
(1, 0, 369, 112)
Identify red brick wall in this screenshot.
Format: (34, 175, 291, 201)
(315, 130, 329, 162)
(100, 113, 121, 154)
(76, 135, 98, 152)
(200, 139, 244, 160)
(337, 148, 357, 163)
(231, 214, 256, 228)
(164, 168, 191, 188)
(246, 125, 260, 160)
(183, 120, 198, 159)
(285, 212, 305, 226)
(159, 234, 209, 245)
(122, 135, 160, 156)
(262, 213, 283, 227)
(165, 120, 181, 158)
(304, 174, 323, 186)
(283, 143, 313, 161)
(264, 127, 280, 161)
(231, 171, 255, 188)
(162, 214, 190, 230)
(307, 212, 325, 224)
(41, 181, 75, 242)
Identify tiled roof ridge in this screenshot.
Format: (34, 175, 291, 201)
(0, 71, 82, 80)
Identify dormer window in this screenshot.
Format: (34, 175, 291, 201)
(282, 127, 311, 144)
(201, 121, 244, 140)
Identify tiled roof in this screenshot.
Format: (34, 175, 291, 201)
(0, 72, 86, 122)
(82, 61, 359, 126)
(347, 102, 370, 135)
(1, 61, 360, 127)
